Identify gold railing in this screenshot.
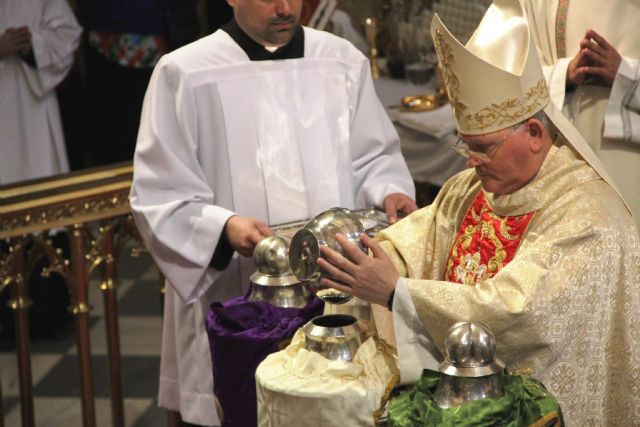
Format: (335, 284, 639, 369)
(0, 163, 140, 427)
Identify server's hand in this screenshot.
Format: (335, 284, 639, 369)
(224, 215, 273, 257)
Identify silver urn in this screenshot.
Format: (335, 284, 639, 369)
(433, 321, 506, 408)
(302, 314, 368, 362)
(288, 207, 368, 305)
(247, 235, 309, 308)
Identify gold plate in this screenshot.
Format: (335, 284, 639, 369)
(401, 95, 441, 112)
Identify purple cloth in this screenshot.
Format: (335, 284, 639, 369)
(206, 295, 324, 427)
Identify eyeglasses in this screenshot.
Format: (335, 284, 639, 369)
(453, 123, 524, 163)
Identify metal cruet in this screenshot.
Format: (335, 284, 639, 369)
(288, 207, 368, 305)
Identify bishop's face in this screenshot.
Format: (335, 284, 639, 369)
(228, 0, 302, 47)
(459, 121, 546, 195)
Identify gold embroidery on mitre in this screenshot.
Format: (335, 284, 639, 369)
(434, 28, 468, 122)
(463, 79, 550, 131)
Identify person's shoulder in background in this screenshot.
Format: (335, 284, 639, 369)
(302, 25, 366, 65)
(328, 9, 368, 54)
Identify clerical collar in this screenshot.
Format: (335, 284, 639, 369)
(221, 19, 304, 61)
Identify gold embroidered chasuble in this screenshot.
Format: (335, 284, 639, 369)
(376, 144, 640, 426)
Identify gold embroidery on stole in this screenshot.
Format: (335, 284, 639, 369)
(446, 192, 535, 285)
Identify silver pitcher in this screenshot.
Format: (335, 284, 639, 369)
(433, 321, 506, 408)
(302, 314, 368, 362)
(289, 207, 368, 304)
(247, 235, 309, 308)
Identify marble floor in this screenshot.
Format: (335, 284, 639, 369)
(1, 246, 167, 427)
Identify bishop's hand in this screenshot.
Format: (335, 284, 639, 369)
(317, 232, 398, 307)
(224, 215, 273, 257)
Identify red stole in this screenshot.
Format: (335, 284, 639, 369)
(445, 191, 535, 285)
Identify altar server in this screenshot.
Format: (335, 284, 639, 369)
(130, 0, 416, 424)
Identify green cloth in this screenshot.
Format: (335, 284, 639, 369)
(388, 370, 562, 427)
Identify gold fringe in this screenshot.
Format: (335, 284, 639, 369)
(528, 411, 562, 427)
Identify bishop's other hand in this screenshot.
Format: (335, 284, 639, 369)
(317, 232, 398, 307)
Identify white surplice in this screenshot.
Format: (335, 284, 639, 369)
(524, 0, 640, 226)
(0, 0, 81, 184)
(130, 27, 414, 426)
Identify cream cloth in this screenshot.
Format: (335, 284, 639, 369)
(255, 330, 398, 426)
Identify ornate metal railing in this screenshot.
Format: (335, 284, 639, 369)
(0, 163, 140, 427)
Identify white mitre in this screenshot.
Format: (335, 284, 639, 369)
(430, 0, 626, 207)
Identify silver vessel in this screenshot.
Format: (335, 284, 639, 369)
(288, 207, 369, 304)
(302, 314, 368, 362)
(433, 321, 506, 408)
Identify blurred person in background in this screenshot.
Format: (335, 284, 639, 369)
(77, 0, 201, 166)
(0, 0, 81, 349)
(524, 0, 640, 227)
(0, 0, 81, 185)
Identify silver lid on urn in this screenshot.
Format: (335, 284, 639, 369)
(247, 236, 309, 308)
